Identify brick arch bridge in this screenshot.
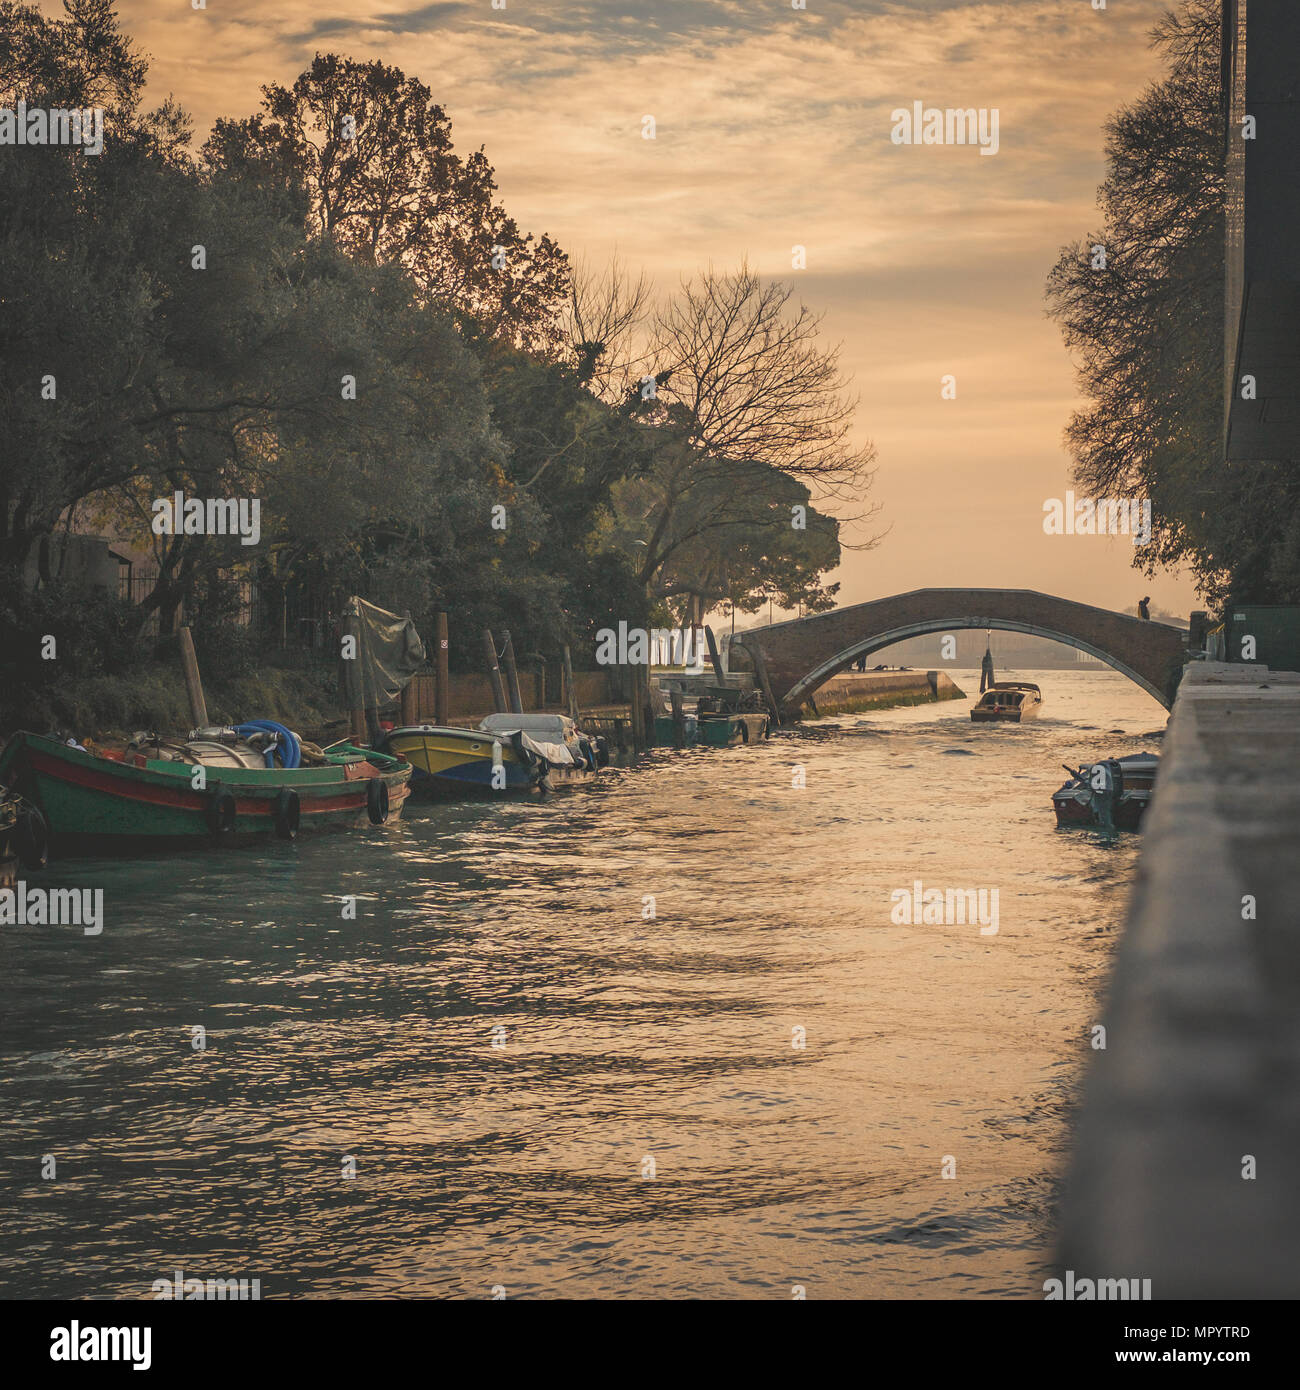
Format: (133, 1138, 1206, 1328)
(732, 588, 1188, 712)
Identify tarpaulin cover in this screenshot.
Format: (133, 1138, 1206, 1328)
(341, 596, 426, 711)
(478, 713, 578, 766)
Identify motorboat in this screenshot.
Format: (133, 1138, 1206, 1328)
(1052, 752, 1159, 830)
(971, 682, 1042, 722)
(381, 713, 607, 795)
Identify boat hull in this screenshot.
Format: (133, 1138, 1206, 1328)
(1051, 753, 1158, 831)
(382, 725, 598, 796)
(971, 683, 1042, 722)
(0, 732, 410, 853)
(697, 713, 768, 747)
(652, 714, 699, 747)
(1053, 790, 1150, 831)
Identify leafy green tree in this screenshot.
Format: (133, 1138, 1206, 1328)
(0, 0, 191, 570)
(202, 55, 570, 354)
(1046, 0, 1300, 605)
(610, 457, 840, 623)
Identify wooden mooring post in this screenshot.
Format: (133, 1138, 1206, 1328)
(562, 643, 582, 723)
(400, 676, 417, 726)
(747, 638, 783, 731)
(482, 629, 508, 713)
(178, 625, 209, 731)
(435, 611, 449, 724)
(627, 665, 643, 751)
(641, 664, 656, 749)
(399, 610, 419, 726)
(500, 629, 525, 714)
(704, 625, 726, 686)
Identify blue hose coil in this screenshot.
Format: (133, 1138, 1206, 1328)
(234, 720, 302, 769)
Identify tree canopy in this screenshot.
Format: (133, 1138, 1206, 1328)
(2, 3, 873, 702)
(1046, 0, 1300, 606)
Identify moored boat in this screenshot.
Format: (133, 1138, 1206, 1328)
(653, 714, 698, 747)
(1, 782, 49, 879)
(381, 713, 606, 795)
(0, 730, 411, 854)
(971, 682, 1042, 722)
(1052, 752, 1159, 830)
(697, 712, 769, 746)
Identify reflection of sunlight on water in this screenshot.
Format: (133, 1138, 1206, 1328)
(0, 670, 1165, 1299)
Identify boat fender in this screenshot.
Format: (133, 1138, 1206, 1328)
(739, 719, 750, 744)
(366, 777, 390, 825)
(14, 802, 49, 871)
(273, 788, 300, 840)
(205, 785, 237, 836)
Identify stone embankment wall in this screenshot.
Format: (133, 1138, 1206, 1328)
(1058, 662, 1300, 1298)
(804, 670, 966, 717)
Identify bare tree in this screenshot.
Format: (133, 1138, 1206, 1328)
(614, 263, 880, 610)
(650, 262, 877, 499)
(563, 251, 654, 401)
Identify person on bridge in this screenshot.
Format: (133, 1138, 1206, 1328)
(980, 646, 995, 694)
(1138, 596, 1151, 621)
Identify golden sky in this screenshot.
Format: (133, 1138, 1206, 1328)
(112, 0, 1198, 621)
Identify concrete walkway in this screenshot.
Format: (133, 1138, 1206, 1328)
(1059, 662, 1300, 1298)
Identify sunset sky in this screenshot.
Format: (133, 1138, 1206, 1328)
(113, 0, 1198, 621)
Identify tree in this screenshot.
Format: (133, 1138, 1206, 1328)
(562, 252, 653, 403)
(202, 55, 570, 354)
(0, 0, 192, 570)
(622, 264, 877, 610)
(612, 458, 841, 622)
(1045, 0, 1300, 605)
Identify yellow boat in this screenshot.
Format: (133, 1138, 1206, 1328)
(381, 714, 605, 795)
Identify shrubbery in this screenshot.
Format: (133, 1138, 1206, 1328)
(0, 567, 144, 729)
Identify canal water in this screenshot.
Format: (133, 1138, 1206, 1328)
(0, 668, 1168, 1299)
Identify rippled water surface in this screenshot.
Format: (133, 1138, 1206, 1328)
(0, 668, 1168, 1298)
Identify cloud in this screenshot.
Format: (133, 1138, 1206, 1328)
(117, 0, 1192, 611)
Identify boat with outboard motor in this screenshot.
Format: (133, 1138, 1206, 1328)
(381, 712, 607, 795)
(971, 682, 1042, 722)
(650, 680, 770, 748)
(1, 781, 49, 876)
(0, 727, 412, 854)
(1052, 751, 1159, 830)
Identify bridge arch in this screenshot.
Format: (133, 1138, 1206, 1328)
(733, 589, 1188, 712)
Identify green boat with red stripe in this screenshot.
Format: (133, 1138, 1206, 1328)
(0, 730, 412, 854)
